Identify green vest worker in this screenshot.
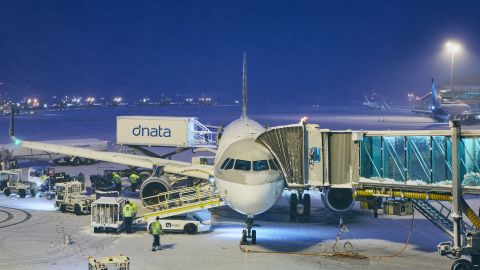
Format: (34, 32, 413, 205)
(40, 174, 48, 183)
(150, 217, 163, 251)
(112, 172, 122, 192)
(129, 173, 140, 192)
(123, 202, 133, 234)
(131, 201, 138, 216)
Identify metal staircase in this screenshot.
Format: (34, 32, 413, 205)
(135, 185, 224, 224)
(413, 200, 454, 238)
(412, 200, 474, 238)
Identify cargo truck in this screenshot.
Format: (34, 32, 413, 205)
(0, 167, 46, 197)
(55, 181, 96, 215)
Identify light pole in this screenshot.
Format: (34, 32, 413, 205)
(446, 41, 461, 92)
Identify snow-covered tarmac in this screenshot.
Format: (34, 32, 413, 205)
(0, 163, 462, 270)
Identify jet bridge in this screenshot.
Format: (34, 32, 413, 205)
(257, 122, 480, 193)
(256, 122, 360, 189)
(257, 121, 480, 269)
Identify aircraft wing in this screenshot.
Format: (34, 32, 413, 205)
(412, 109, 433, 116)
(13, 137, 213, 180)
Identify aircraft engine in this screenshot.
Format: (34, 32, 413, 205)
(321, 188, 355, 213)
(139, 175, 172, 207)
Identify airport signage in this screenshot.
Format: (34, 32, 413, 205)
(117, 116, 195, 147)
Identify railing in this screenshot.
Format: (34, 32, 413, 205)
(140, 185, 220, 214)
(189, 119, 216, 148)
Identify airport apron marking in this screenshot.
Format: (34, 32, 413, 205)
(0, 206, 32, 229)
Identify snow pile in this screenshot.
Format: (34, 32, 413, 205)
(462, 172, 480, 186)
(360, 174, 480, 187)
(360, 177, 397, 184)
(405, 180, 428, 186)
(432, 180, 452, 186)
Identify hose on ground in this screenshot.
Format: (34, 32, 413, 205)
(239, 211, 415, 260)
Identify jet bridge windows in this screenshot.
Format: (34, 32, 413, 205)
(234, 159, 251, 171)
(253, 160, 269, 171)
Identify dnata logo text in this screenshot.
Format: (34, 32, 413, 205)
(132, 125, 172, 137)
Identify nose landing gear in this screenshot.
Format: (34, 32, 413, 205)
(241, 217, 256, 245)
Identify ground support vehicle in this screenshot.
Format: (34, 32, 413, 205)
(145, 210, 212, 235)
(90, 167, 151, 191)
(0, 168, 42, 197)
(90, 186, 214, 234)
(87, 254, 129, 270)
(55, 181, 96, 215)
(91, 196, 127, 233)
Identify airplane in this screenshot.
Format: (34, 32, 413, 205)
(9, 53, 353, 245)
(413, 79, 478, 123)
(363, 94, 390, 110)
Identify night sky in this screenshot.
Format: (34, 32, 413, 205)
(1, 0, 480, 105)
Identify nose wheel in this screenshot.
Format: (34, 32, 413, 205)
(241, 217, 256, 245)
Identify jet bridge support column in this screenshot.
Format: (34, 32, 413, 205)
(451, 120, 463, 254)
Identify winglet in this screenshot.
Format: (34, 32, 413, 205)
(241, 52, 248, 119)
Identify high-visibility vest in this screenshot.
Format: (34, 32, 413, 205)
(123, 204, 133, 218)
(112, 173, 121, 183)
(129, 174, 140, 184)
(151, 221, 162, 235)
(40, 175, 48, 183)
(131, 202, 137, 214)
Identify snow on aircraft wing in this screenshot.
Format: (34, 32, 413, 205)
(13, 137, 213, 180)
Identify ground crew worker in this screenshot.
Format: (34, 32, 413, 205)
(40, 174, 49, 192)
(123, 200, 133, 234)
(150, 216, 163, 251)
(112, 172, 122, 192)
(129, 173, 140, 192)
(130, 200, 138, 218)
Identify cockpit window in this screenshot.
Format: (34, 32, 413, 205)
(253, 160, 269, 171)
(220, 158, 230, 169)
(234, 159, 251, 171)
(268, 159, 279, 170)
(224, 159, 235, 170)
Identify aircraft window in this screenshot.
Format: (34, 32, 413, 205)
(220, 158, 230, 169)
(234, 159, 251, 171)
(253, 160, 269, 171)
(224, 159, 235, 170)
(268, 159, 279, 170)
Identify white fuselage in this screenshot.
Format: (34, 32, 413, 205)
(213, 117, 284, 217)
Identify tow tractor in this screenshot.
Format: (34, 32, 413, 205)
(55, 181, 96, 215)
(0, 167, 45, 197)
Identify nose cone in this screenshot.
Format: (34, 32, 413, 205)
(216, 175, 284, 216)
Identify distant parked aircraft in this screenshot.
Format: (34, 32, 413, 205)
(413, 79, 478, 123)
(363, 95, 390, 110)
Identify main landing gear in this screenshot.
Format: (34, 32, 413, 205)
(241, 217, 256, 245)
(290, 191, 311, 222)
